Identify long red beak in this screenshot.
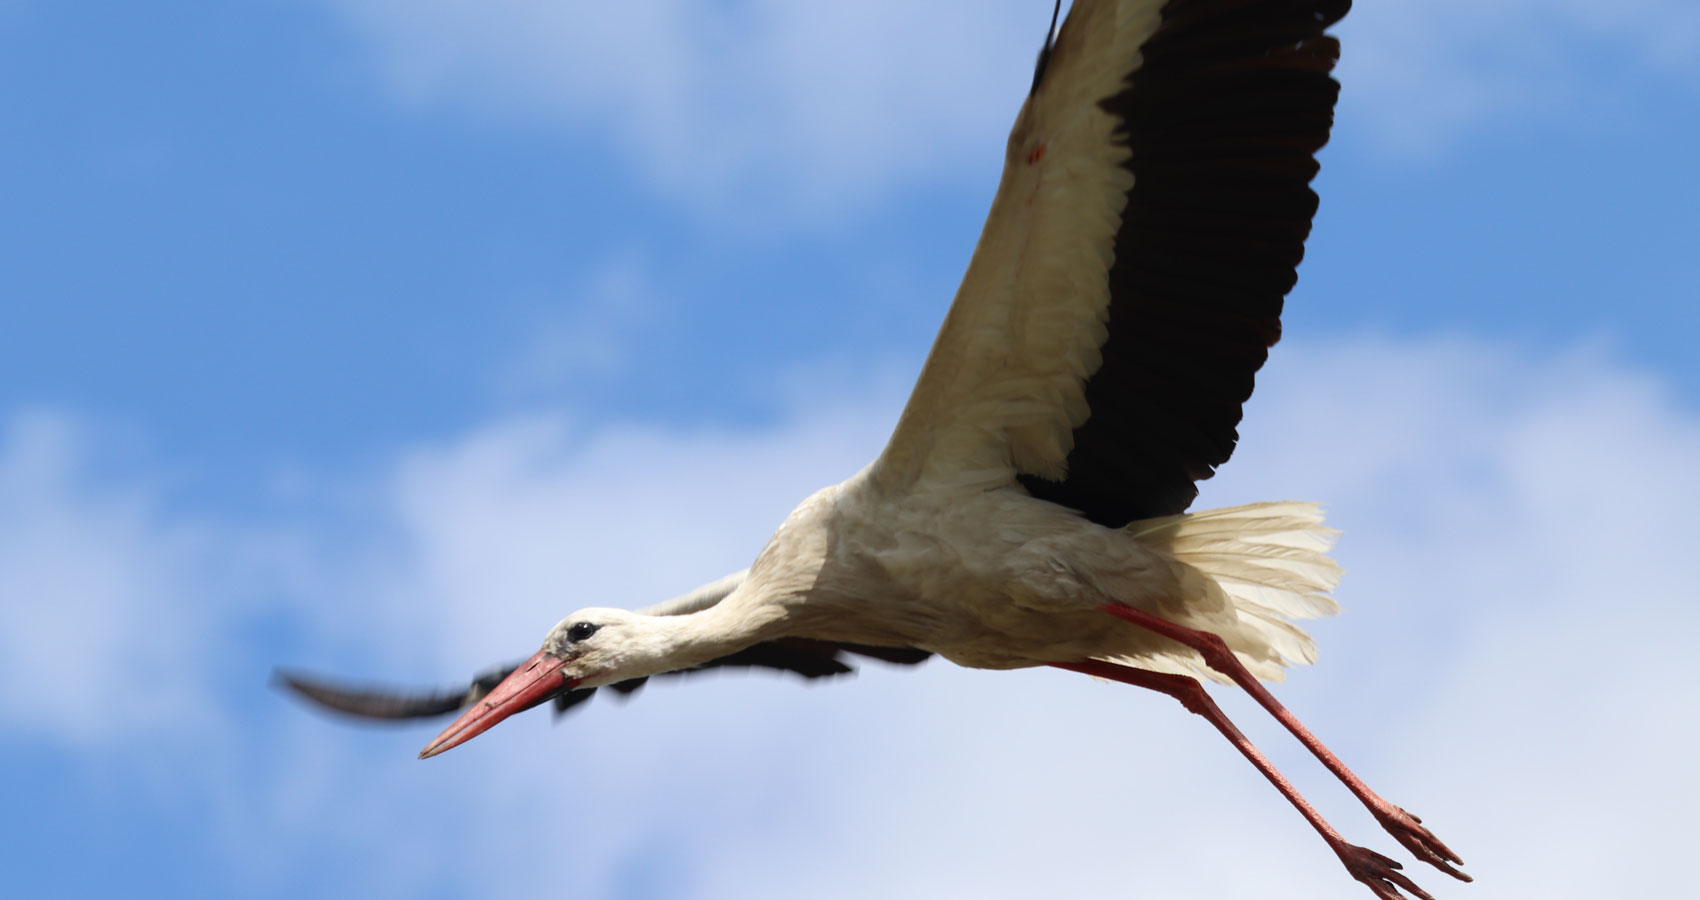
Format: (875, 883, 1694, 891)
(418, 649, 574, 759)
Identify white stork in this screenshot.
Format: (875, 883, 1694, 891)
(283, 1, 1472, 897)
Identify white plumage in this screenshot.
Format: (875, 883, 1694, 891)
(1124, 500, 1341, 679)
(283, 2, 1472, 898)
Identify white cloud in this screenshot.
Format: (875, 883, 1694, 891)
(1338, 0, 1699, 157)
(0, 413, 218, 741)
(378, 375, 904, 671)
(10, 335, 1699, 898)
(315, 1, 1700, 217)
(317, 0, 1043, 222)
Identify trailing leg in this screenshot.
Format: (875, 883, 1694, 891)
(1099, 601, 1467, 881)
(1051, 659, 1435, 900)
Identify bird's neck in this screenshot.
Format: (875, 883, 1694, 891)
(639, 591, 789, 674)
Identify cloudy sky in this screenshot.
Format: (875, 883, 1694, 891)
(3, 1, 1698, 898)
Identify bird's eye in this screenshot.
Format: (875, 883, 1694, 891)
(566, 622, 600, 643)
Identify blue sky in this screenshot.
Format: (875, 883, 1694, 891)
(3, 1, 1698, 898)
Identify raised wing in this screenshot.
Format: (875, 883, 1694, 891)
(872, 0, 1348, 526)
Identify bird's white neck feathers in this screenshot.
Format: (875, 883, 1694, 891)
(560, 590, 788, 687)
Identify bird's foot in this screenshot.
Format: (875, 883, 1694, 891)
(1373, 805, 1471, 881)
(1339, 844, 1434, 900)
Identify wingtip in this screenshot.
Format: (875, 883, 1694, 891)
(271, 668, 312, 695)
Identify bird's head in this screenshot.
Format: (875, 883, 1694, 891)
(417, 606, 672, 759)
(539, 606, 676, 683)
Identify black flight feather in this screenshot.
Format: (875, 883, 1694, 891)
(1016, 0, 1349, 526)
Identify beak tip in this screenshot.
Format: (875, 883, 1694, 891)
(414, 649, 567, 760)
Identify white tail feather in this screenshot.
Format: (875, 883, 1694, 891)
(1119, 501, 1342, 682)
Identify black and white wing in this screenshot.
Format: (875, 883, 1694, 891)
(278, 640, 930, 724)
(873, 0, 1348, 526)
(279, 572, 929, 724)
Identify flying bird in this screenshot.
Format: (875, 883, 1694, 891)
(282, 1, 1471, 897)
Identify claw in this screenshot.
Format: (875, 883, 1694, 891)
(1341, 845, 1435, 900)
(1375, 806, 1472, 882)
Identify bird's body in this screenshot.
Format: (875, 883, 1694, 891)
(282, 2, 1472, 898)
(625, 478, 1333, 676)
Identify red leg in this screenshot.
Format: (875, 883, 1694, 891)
(1099, 601, 1468, 881)
(1051, 659, 1435, 900)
